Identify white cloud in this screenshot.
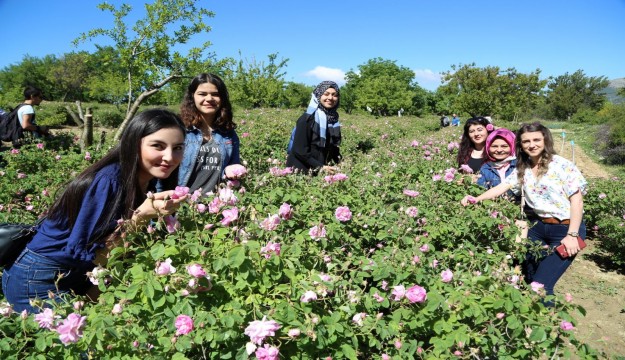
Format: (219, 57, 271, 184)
(413, 69, 443, 91)
(304, 66, 346, 86)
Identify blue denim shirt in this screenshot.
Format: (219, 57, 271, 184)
(178, 126, 241, 187)
(477, 159, 519, 201)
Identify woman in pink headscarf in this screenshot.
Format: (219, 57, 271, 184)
(476, 128, 518, 197)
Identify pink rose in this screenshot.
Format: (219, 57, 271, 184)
(441, 269, 453, 283)
(56, 313, 87, 345)
(486, 123, 494, 131)
(309, 224, 326, 240)
(391, 285, 406, 301)
(221, 207, 239, 226)
(171, 186, 190, 199)
(155, 258, 176, 275)
(300, 290, 318, 303)
(34, 308, 59, 329)
(260, 214, 281, 231)
(186, 264, 206, 278)
(335, 206, 352, 222)
(560, 321, 574, 331)
(403, 189, 419, 197)
(175, 314, 194, 335)
(405, 285, 427, 303)
(165, 215, 180, 233)
(255, 344, 280, 360)
(244, 316, 281, 345)
(278, 203, 292, 220)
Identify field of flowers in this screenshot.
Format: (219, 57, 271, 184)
(1, 108, 623, 359)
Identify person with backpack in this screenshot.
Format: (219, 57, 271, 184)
(17, 86, 51, 138)
(286, 81, 342, 175)
(440, 114, 450, 127)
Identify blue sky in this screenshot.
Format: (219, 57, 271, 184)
(1, 0, 623, 91)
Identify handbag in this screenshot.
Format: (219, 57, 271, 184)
(0, 222, 39, 267)
(555, 236, 587, 258)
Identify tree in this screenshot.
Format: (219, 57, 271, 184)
(282, 82, 313, 109)
(74, 0, 215, 141)
(47, 52, 92, 102)
(438, 63, 545, 121)
(545, 70, 609, 121)
(0, 55, 58, 106)
(345, 58, 417, 116)
(227, 53, 288, 108)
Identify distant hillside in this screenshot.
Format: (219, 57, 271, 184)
(602, 78, 625, 104)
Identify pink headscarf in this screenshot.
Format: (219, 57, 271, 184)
(485, 128, 516, 162)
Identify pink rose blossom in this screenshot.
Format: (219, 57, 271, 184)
(260, 214, 281, 231)
(208, 196, 224, 214)
(278, 203, 292, 220)
(112, 303, 123, 315)
(352, 312, 366, 326)
(196, 204, 207, 213)
(218, 188, 238, 205)
(300, 290, 318, 303)
(175, 314, 194, 335)
(373, 292, 385, 303)
(187, 264, 207, 278)
(10, 148, 19, 154)
(17, 173, 26, 179)
(269, 167, 293, 177)
(405, 285, 427, 303)
(466, 196, 477, 204)
(405, 206, 419, 218)
(419, 244, 429, 252)
(560, 321, 574, 331)
(164, 215, 180, 233)
(486, 123, 494, 131)
(335, 206, 352, 222)
(459, 164, 474, 173)
(56, 313, 87, 345)
(441, 269, 453, 283)
(255, 344, 280, 360)
(155, 258, 176, 275)
(391, 285, 406, 301)
(241, 132, 250, 138)
(309, 224, 326, 240)
(84, 152, 92, 161)
(496, 313, 506, 319)
(244, 316, 281, 345)
(598, 193, 607, 199)
(288, 328, 301, 338)
(432, 174, 442, 181)
(171, 186, 190, 199)
(530, 281, 544, 294)
(55, 155, 61, 160)
(221, 207, 239, 226)
(403, 189, 419, 197)
(36, 143, 44, 149)
(34, 308, 59, 329)
(260, 241, 281, 259)
(565, 293, 573, 303)
(394, 340, 402, 349)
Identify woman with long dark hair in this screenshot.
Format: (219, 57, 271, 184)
(2, 109, 188, 313)
(462, 122, 587, 302)
(286, 81, 342, 175)
(176, 73, 246, 193)
(457, 117, 493, 174)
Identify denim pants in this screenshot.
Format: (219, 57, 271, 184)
(524, 220, 586, 296)
(2, 248, 91, 313)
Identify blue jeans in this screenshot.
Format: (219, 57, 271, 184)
(2, 248, 91, 313)
(524, 220, 586, 297)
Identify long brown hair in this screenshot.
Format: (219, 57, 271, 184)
(179, 73, 236, 131)
(515, 122, 556, 183)
(456, 116, 490, 167)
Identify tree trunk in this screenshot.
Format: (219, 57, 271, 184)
(113, 74, 180, 142)
(64, 102, 84, 127)
(81, 108, 93, 150)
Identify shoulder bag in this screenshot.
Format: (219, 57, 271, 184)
(0, 220, 40, 267)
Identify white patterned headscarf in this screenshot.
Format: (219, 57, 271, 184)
(306, 81, 341, 147)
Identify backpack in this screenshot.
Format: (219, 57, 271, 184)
(441, 116, 450, 127)
(286, 126, 296, 154)
(0, 104, 27, 144)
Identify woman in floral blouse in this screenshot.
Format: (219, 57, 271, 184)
(461, 122, 587, 304)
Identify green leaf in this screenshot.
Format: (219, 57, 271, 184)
(340, 344, 359, 360)
(227, 246, 246, 267)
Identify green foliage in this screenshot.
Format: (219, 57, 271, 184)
(345, 58, 425, 116)
(570, 108, 600, 124)
(0, 109, 608, 358)
(93, 106, 126, 128)
(438, 63, 546, 122)
(227, 53, 289, 108)
(36, 103, 72, 127)
(546, 70, 610, 121)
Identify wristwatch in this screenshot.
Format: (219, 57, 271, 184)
(567, 231, 579, 237)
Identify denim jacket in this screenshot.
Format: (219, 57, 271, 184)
(157, 126, 240, 191)
(477, 159, 520, 201)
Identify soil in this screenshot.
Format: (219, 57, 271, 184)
(551, 130, 625, 359)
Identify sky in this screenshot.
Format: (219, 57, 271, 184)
(1, 0, 624, 91)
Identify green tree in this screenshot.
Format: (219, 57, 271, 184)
(74, 0, 215, 141)
(438, 63, 545, 121)
(545, 70, 609, 121)
(48, 52, 93, 102)
(227, 53, 288, 108)
(0, 55, 58, 106)
(345, 58, 417, 116)
(282, 82, 313, 109)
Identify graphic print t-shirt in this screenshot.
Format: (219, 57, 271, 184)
(188, 138, 221, 193)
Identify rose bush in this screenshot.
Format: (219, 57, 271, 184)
(0, 109, 613, 359)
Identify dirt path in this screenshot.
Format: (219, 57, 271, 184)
(550, 129, 625, 358)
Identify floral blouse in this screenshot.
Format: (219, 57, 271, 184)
(504, 155, 587, 220)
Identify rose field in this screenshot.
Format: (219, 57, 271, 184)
(1, 109, 624, 359)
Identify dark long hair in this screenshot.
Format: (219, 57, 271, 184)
(179, 73, 236, 131)
(47, 109, 185, 237)
(516, 122, 555, 183)
(456, 116, 491, 167)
